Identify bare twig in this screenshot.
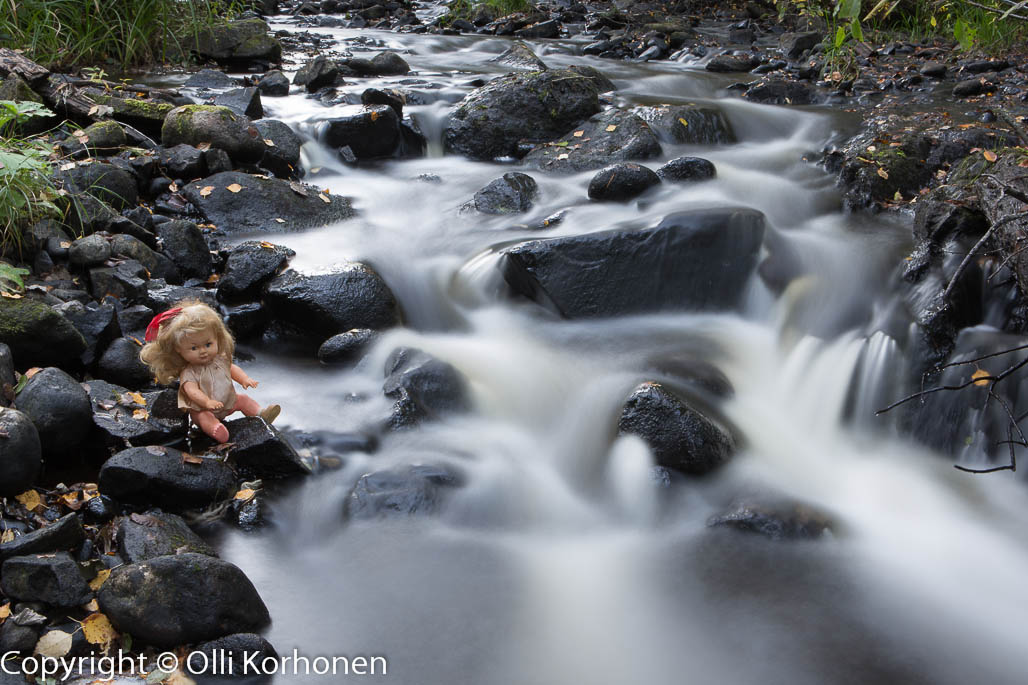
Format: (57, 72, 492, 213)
(942, 210, 1028, 303)
(964, 0, 1028, 20)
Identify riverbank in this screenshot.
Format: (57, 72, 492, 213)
(2, 2, 1028, 682)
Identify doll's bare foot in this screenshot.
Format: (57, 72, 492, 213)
(259, 404, 280, 425)
(211, 423, 230, 443)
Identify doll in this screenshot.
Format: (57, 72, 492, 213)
(139, 300, 280, 443)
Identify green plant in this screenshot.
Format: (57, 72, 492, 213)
(0, 263, 30, 294)
(0, 101, 60, 255)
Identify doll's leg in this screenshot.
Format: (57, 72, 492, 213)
(190, 410, 229, 443)
(233, 393, 260, 417)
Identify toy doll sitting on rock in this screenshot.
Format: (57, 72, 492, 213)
(140, 300, 280, 443)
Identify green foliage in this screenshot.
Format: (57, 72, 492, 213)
(0, 263, 30, 294)
(439, 0, 533, 25)
(0, 101, 59, 255)
(0, 0, 243, 69)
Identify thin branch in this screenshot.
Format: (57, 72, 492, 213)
(963, 0, 1028, 20)
(942, 210, 1028, 303)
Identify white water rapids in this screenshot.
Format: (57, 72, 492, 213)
(176, 21, 1028, 685)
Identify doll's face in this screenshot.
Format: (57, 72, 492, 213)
(177, 330, 219, 366)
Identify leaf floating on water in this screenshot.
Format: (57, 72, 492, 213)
(572, 130, 584, 137)
(226, 183, 243, 193)
(289, 181, 308, 197)
(234, 488, 256, 501)
(34, 629, 73, 658)
(88, 568, 111, 591)
(182, 453, 203, 465)
(877, 167, 889, 179)
(972, 368, 991, 386)
(605, 124, 617, 132)
(983, 149, 998, 162)
(15, 489, 41, 511)
(199, 185, 214, 197)
(82, 613, 118, 646)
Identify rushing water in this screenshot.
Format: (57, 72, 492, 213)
(187, 19, 1028, 685)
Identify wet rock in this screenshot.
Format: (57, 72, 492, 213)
(921, 62, 947, 78)
(322, 104, 416, 161)
(214, 417, 309, 479)
(83, 495, 118, 525)
(96, 337, 152, 388)
(0, 618, 39, 655)
(182, 171, 355, 233)
(634, 104, 736, 145)
(490, 40, 548, 70)
(117, 511, 216, 563)
(264, 266, 400, 337)
(185, 69, 237, 89)
(444, 68, 601, 160)
(161, 105, 265, 165)
(68, 233, 112, 267)
(500, 207, 765, 318)
(953, 78, 989, 97)
(318, 328, 378, 365)
(744, 78, 816, 105)
(191, 18, 282, 65)
(618, 382, 734, 476)
(962, 59, 1009, 74)
(347, 51, 410, 76)
(384, 347, 469, 428)
(517, 19, 560, 38)
(64, 193, 119, 236)
(524, 109, 661, 173)
(205, 147, 233, 175)
(587, 163, 661, 202)
(89, 259, 149, 303)
(0, 408, 41, 497)
(86, 379, 187, 447)
(0, 514, 85, 563)
(976, 154, 1028, 295)
(708, 499, 833, 540)
(0, 344, 14, 404)
(214, 86, 263, 119)
(474, 172, 539, 214)
(79, 120, 127, 154)
(15, 367, 92, 460)
(60, 162, 139, 211)
(0, 553, 92, 607)
(98, 553, 270, 648)
(293, 55, 344, 92)
(218, 240, 294, 302)
(191, 634, 278, 675)
(156, 220, 212, 280)
(116, 304, 154, 340)
(657, 156, 717, 182)
(224, 302, 268, 339)
(567, 65, 616, 93)
(360, 87, 406, 117)
(344, 464, 462, 520)
(76, 89, 176, 138)
(780, 31, 819, 60)
(830, 126, 933, 211)
(58, 300, 118, 366)
(257, 69, 290, 96)
(99, 446, 237, 511)
(143, 280, 217, 312)
(111, 234, 164, 276)
(706, 52, 758, 72)
(160, 143, 207, 180)
(254, 119, 302, 178)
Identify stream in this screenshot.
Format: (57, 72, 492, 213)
(174, 15, 1028, 685)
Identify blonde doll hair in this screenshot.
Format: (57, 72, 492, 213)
(139, 300, 235, 385)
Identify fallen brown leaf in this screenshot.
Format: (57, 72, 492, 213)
(226, 183, 243, 193)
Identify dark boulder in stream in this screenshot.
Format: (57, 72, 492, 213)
(117, 510, 217, 563)
(474, 172, 539, 214)
(383, 347, 470, 428)
(499, 207, 765, 318)
(587, 163, 661, 202)
(1, 553, 93, 607)
(221, 417, 310, 479)
(0, 298, 86, 368)
(182, 171, 355, 233)
(444, 68, 602, 160)
(708, 499, 835, 540)
(217, 240, 295, 302)
(322, 104, 424, 161)
(0, 514, 85, 563)
(523, 109, 661, 173)
(98, 553, 270, 648)
(618, 382, 735, 476)
(99, 446, 237, 511)
(264, 266, 400, 337)
(634, 104, 736, 145)
(162, 105, 265, 165)
(191, 18, 282, 65)
(344, 464, 463, 520)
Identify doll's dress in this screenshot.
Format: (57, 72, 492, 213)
(177, 355, 237, 420)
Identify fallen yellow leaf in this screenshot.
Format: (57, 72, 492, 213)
(234, 488, 256, 501)
(89, 568, 111, 591)
(877, 167, 889, 179)
(81, 613, 118, 646)
(983, 149, 998, 162)
(572, 130, 584, 137)
(677, 117, 689, 127)
(370, 110, 379, 122)
(972, 369, 991, 386)
(274, 218, 285, 224)
(83, 599, 99, 612)
(0, 603, 9, 622)
(199, 185, 214, 197)
(196, 142, 211, 151)
(60, 492, 82, 510)
(263, 138, 275, 147)
(318, 193, 331, 203)
(169, 182, 178, 193)
(125, 391, 146, 406)
(226, 183, 243, 193)
(259, 241, 275, 249)
(182, 453, 204, 465)
(16, 490, 41, 511)
(132, 408, 149, 420)
(605, 124, 617, 132)
(25, 367, 41, 379)
(0, 529, 13, 544)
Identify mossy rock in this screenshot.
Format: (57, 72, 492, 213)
(81, 120, 127, 153)
(0, 73, 42, 104)
(161, 105, 264, 164)
(0, 298, 86, 369)
(83, 90, 175, 137)
(190, 18, 282, 64)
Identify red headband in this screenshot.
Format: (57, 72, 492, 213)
(144, 307, 183, 342)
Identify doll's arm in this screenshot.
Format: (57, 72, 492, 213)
(181, 381, 223, 411)
(231, 364, 258, 389)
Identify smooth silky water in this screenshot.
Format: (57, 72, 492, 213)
(192, 20, 1028, 685)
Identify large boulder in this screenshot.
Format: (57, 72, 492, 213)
(444, 69, 601, 160)
(523, 109, 661, 173)
(161, 105, 265, 165)
(15, 367, 92, 460)
(95, 337, 154, 389)
(220, 417, 309, 479)
(318, 328, 377, 365)
(473, 172, 539, 214)
(344, 464, 462, 520)
(0, 408, 41, 497)
(617, 382, 734, 475)
(98, 446, 237, 511)
(0, 514, 85, 563)
(85, 380, 187, 447)
(182, 171, 355, 233)
(217, 240, 294, 302)
(264, 266, 400, 336)
(293, 55, 344, 92)
(191, 18, 282, 65)
(634, 104, 736, 145)
(155, 220, 213, 280)
(253, 119, 302, 178)
(587, 163, 661, 202)
(60, 162, 139, 211)
(383, 348, 470, 428)
(0, 553, 92, 607)
(117, 511, 217, 563)
(98, 553, 270, 647)
(499, 207, 765, 318)
(0, 298, 86, 368)
(321, 105, 404, 160)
